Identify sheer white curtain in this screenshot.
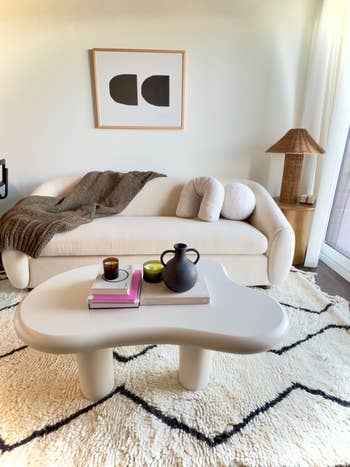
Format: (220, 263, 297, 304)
(300, 0, 350, 267)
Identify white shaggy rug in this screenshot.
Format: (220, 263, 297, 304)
(0, 269, 349, 466)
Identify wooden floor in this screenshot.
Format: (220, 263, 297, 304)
(302, 260, 350, 303)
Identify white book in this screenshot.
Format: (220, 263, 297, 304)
(90, 265, 134, 295)
(140, 273, 210, 306)
(88, 300, 140, 309)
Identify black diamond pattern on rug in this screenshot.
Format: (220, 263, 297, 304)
(1, 271, 349, 462)
(0, 381, 349, 453)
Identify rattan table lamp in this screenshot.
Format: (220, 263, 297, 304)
(266, 129, 325, 203)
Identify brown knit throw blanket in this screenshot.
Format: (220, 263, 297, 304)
(0, 171, 165, 258)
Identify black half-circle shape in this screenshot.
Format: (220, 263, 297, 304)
(109, 74, 138, 105)
(141, 75, 169, 107)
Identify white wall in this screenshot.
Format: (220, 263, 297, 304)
(0, 0, 318, 212)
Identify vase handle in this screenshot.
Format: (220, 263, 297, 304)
(186, 248, 200, 264)
(160, 249, 175, 266)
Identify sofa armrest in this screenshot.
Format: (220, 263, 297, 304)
(30, 176, 82, 197)
(246, 180, 295, 285)
(2, 176, 82, 289)
(2, 249, 30, 289)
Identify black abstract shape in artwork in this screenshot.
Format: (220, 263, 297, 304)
(109, 74, 138, 105)
(141, 75, 170, 107)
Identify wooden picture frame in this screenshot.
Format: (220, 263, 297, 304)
(91, 48, 185, 129)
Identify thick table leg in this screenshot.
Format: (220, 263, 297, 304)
(178, 345, 212, 390)
(76, 348, 114, 400)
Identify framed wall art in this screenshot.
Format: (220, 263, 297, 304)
(91, 48, 185, 129)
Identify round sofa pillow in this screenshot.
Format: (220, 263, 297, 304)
(221, 182, 256, 220)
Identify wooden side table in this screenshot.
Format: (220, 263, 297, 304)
(275, 198, 315, 266)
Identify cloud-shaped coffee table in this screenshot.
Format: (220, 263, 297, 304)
(15, 260, 288, 400)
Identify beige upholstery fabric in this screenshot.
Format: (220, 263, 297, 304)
(28, 254, 269, 288)
(221, 182, 256, 220)
(40, 216, 268, 256)
(30, 176, 82, 198)
(2, 249, 30, 289)
(2, 175, 294, 288)
(31, 176, 187, 217)
(176, 177, 225, 221)
(246, 180, 295, 285)
(122, 177, 186, 216)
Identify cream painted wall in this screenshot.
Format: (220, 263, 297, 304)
(0, 0, 318, 212)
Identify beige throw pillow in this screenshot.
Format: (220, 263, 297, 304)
(221, 182, 256, 220)
(176, 177, 224, 222)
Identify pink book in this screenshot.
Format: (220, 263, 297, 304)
(89, 269, 142, 302)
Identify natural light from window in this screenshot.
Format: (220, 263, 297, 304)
(325, 127, 350, 259)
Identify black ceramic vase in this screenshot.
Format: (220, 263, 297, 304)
(160, 243, 200, 292)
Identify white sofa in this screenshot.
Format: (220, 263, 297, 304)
(2, 176, 295, 289)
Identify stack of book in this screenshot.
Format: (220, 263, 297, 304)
(88, 265, 142, 309)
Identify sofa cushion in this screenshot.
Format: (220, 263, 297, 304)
(40, 216, 268, 257)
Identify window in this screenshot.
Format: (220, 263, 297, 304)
(325, 127, 350, 259)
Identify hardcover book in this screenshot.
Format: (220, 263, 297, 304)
(88, 269, 142, 309)
(90, 265, 134, 296)
(140, 273, 210, 306)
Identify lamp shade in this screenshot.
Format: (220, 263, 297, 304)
(265, 129, 324, 204)
(265, 129, 325, 155)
